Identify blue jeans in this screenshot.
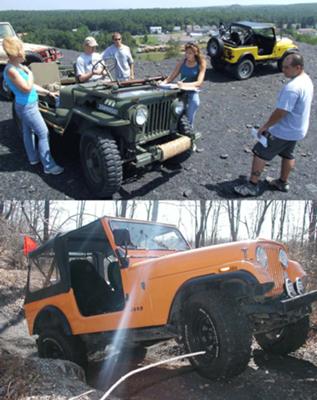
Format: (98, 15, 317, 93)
(15, 101, 57, 171)
(185, 91, 200, 128)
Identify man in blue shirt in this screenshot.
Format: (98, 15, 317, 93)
(234, 53, 314, 196)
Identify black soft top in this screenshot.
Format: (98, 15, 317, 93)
(232, 21, 275, 29)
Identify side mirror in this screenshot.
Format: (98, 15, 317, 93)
(113, 229, 131, 247)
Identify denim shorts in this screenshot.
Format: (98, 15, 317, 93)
(253, 132, 297, 161)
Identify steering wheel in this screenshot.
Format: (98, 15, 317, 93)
(92, 59, 116, 81)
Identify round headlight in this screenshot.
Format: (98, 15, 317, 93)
(256, 246, 268, 268)
(279, 249, 288, 268)
(172, 99, 185, 116)
(134, 106, 148, 126)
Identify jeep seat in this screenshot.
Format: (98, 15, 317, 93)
(70, 259, 115, 316)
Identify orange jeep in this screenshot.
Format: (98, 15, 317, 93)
(24, 216, 317, 380)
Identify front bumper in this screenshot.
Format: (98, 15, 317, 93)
(244, 289, 317, 316)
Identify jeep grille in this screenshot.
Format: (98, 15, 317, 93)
(266, 247, 284, 296)
(142, 99, 172, 138)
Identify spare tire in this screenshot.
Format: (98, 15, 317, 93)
(207, 37, 224, 58)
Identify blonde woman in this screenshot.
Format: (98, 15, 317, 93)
(3, 36, 63, 174)
(163, 42, 206, 127)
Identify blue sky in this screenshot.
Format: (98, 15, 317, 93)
(1, 0, 316, 10)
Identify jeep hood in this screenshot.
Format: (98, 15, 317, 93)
(276, 37, 295, 46)
(130, 239, 284, 279)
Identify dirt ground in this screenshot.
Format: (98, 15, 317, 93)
(0, 42, 316, 200)
(0, 265, 317, 400)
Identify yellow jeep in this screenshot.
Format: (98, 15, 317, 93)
(207, 21, 298, 80)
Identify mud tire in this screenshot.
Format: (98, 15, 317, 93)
(181, 293, 252, 380)
(255, 316, 310, 355)
(80, 132, 122, 198)
(37, 329, 88, 369)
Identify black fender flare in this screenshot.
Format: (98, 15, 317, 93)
(168, 270, 267, 326)
(33, 306, 72, 336)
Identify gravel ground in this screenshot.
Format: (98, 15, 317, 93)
(0, 43, 316, 200)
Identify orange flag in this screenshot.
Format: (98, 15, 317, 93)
(23, 236, 38, 255)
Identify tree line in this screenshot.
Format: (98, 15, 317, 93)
(1, 4, 317, 50)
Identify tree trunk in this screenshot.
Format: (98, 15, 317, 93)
(43, 200, 50, 242)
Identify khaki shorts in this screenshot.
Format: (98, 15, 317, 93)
(253, 132, 297, 161)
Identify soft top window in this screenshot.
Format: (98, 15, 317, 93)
(29, 248, 60, 293)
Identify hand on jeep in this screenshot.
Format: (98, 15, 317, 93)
(48, 91, 59, 99)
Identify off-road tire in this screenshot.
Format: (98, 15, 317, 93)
(233, 58, 255, 80)
(80, 132, 122, 198)
(207, 37, 224, 58)
(181, 292, 252, 380)
(255, 316, 310, 355)
(37, 329, 88, 369)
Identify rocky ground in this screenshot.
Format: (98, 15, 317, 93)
(0, 43, 316, 200)
(0, 262, 317, 400)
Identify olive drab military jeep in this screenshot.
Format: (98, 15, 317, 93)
(24, 217, 317, 380)
(207, 21, 298, 80)
(13, 61, 199, 198)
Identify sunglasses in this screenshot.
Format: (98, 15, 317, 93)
(114, 38, 122, 41)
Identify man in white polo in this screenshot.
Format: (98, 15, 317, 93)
(76, 36, 103, 83)
(102, 32, 134, 81)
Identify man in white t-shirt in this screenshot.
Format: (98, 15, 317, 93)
(234, 53, 314, 196)
(102, 32, 134, 81)
(76, 36, 103, 83)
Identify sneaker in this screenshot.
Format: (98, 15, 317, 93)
(266, 177, 289, 192)
(234, 181, 260, 197)
(30, 160, 40, 166)
(44, 165, 64, 175)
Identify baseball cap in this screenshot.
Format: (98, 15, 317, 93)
(84, 36, 98, 47)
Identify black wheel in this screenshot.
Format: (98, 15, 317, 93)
(233, 58, 254, 80)
(92, 59, 116, 81)
(181, 293, 252, 380)
(207, 37, 224, 58)
(80, 131, 122, 198)
(255, 316, 310, 355)
(37, 329, 87, 369)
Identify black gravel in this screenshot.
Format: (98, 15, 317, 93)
(0, 43, 316, 200)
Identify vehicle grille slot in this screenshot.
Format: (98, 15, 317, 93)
(143, 100, 172, 137)
(266, 247, 284, 296)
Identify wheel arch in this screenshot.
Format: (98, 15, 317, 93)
(168, 270, 260, 327)
(237, 52, 255, 64)
(33, 306, 72, 336)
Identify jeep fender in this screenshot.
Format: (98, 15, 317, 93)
(33, 306, 72, 336)
(168, 270, 266, 326)
(237, 53, 255, 65)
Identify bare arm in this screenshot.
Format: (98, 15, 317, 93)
(33, 83, 58, 98)
(258, 108, 288, 135)
(130, 63, 135, 80)
(164, 60, 182, 83)
(177, 58, 207, 90)
(8, 66, 34, 93)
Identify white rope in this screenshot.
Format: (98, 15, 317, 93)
(99, 350, 206, 400)
(68, 389, 96, 400)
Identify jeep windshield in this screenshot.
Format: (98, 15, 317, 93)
(109, 219, 190, 251)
